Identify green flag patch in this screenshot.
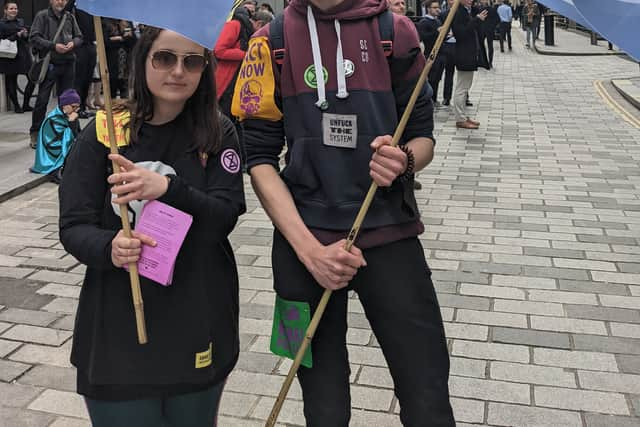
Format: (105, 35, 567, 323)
(270, 296, 313, 368)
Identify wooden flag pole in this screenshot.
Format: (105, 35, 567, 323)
(266, 1, 461, 424)
(93, 16, 148, 345)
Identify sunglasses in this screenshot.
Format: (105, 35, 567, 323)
(149, 50, 208, 73)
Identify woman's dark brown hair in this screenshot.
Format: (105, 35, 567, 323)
(121, 26, 222, 155)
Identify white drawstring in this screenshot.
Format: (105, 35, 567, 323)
(335, 19, 349, 99)
(307, 6, 327, 109)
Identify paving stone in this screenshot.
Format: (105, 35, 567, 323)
(357, 365, 393, 388)
(573, 334, 640, 355)
(443, 322, 488, 341)
(9, 341, 73, 368)
(565, 305, 640, 323)
(487, 402, 582, 427)
(35, 284, 80, 299)
(47, 418, 91, 427)
(578, 371, 640, 394)
(449, 397, 485, 424)
(0, 338, 21, 357)
(0, 278, 53, 310)
(437, 294, 491, 311)
(584, 414, 640, 427)
(531, 315, 607, 336)
(600, 295, 640, 310)
(492, 327, 571, 349)
(534, 386, 629, 415)
(450, 376, 530, 404)
(19, 365, 76, 392)
(459, 283, 525, 300)
(524, 247, 585, 259)
(28, 389, 88, 419)
(457, 309, 527, 328)
(617, 354, 640, 374)
(491, 275, 557, 289)
(534, 348, 618, 372)
(529, 289, 598, 305)
(452, 340, 529, 363)
(0, 382, 42, 407)
(40, 298, 77, 315)
(610, 322, 640, 339)
(0, 358, 31, 382)
(0, 307, 59, 327)
(28, 271, 83, 285)
(450, 356, 486, 379)
(523, 266, 590, 281)
(2, 324, 72, 346)
(493, 300, 564, 316)
(219, 391, 260, 418)
(491, 361, 576, 388)
(235, 351, 280, 374)
(49, 315, 74, 331)
(0, 406, 56, 427)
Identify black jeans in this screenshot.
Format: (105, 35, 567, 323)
(30, 61, 75, 134)
(499, 22, 512, 51)
(480, 31, 495, 68)
(74, 44, 97, 111)
(428, 55, 445, 103)
(440, 43, 456, 102)
(3, 73, 35, 110)
(272, 230, 454, 427)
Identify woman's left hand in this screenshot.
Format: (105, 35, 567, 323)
(369, 135, 408, 187)
(107, 154, 169, 204)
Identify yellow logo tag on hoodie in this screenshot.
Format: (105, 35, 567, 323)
(195, 342, 213, 369)
(231, 36, 283, 122)
(95, 110, 131, 148)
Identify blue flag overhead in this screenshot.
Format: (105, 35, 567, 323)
(78, 0, 234, 48)
(574, 0, 640, 61)
(536, 0, 592, 30)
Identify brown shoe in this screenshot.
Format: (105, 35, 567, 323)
(456, 120, 479, 129)
(466, 118, 480, 126)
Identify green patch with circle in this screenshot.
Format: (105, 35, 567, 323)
(304, 65, 329, 89)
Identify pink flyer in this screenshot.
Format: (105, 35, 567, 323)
(133, 200, 193, 286)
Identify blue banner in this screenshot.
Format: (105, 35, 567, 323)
(536, 0, 592, 30)
(574, 0, 640, 61)
(78, 0, 235, 48)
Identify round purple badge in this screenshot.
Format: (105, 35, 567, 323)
(221, 148, 241, 174)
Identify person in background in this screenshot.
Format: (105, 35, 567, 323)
(260, 2, 275, 16)
(103, 18, 136, 99)
(452, 0, 487, 129)
(214, 8, 273, 117)
(65, 0, 96, 119)
(439, 0, 457, 107)
(523, 0, 540, 48)
(416, 0, 443, 105)
(242, 0, 258, 15)
(31, 88, 80, 180)
(477, 0, 498, 68)
(59, 27, 245, 427)
(0, 1, 35, 113)
(387, 0, 406, 15)
(497, 0, 512, 52)
(29, 0, 83, 149)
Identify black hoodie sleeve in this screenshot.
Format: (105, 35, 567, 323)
(391, 15, 435, 144)
(158, 116, 246, 243)
(59, 121, 119, 270)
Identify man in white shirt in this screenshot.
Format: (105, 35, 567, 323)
(497, 0, 513, 52)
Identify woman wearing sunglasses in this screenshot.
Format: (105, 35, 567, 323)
(59, 27, 245, 427)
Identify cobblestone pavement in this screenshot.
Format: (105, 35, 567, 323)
(1, 36, 640, 427)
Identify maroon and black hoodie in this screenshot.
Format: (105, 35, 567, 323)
(236, 0, 434, 236)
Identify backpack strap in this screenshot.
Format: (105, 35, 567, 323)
(270, 12, 285, 67)
(377, 9, 394, 58)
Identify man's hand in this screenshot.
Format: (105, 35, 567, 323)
(478, 10, 488, 21)
(107, 154, 170, 204)
(111, 230, 156, 268)
(301, 240, 367, 291)
(54, 43, 69, 53)
(67, 111, 79, 122)
(369, 135, 408, 187)
(64, 41, 74, 51)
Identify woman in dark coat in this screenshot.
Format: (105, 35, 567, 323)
(102, 18, 136, 99)
(0, 1, 34, 113)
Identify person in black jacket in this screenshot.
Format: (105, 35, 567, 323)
(452, 0, 487, 129)
(476, 0, 499, 68)
(416, 0, 444, 104)
(59, 27, 245, 426)
(65, 0, 96, 119)
(29, 0, 83, 148)
(0, 1, 35, 113)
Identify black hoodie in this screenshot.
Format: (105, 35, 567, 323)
(59, 114, 245, 399)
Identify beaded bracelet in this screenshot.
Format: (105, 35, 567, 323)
(396, 144, 415, 183)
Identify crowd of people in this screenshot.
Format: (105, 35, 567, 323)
(1, 0, 553, 426)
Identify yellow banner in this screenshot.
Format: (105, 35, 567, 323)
(95, 110, 131, 148)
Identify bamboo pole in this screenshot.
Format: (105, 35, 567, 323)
(93, 16, 148, 345)
(266, 1, 461, 424)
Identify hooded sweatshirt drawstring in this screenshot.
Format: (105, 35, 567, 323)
(307, 5, 349, 109)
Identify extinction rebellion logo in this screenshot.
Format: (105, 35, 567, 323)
(303, 65, 329, 89)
